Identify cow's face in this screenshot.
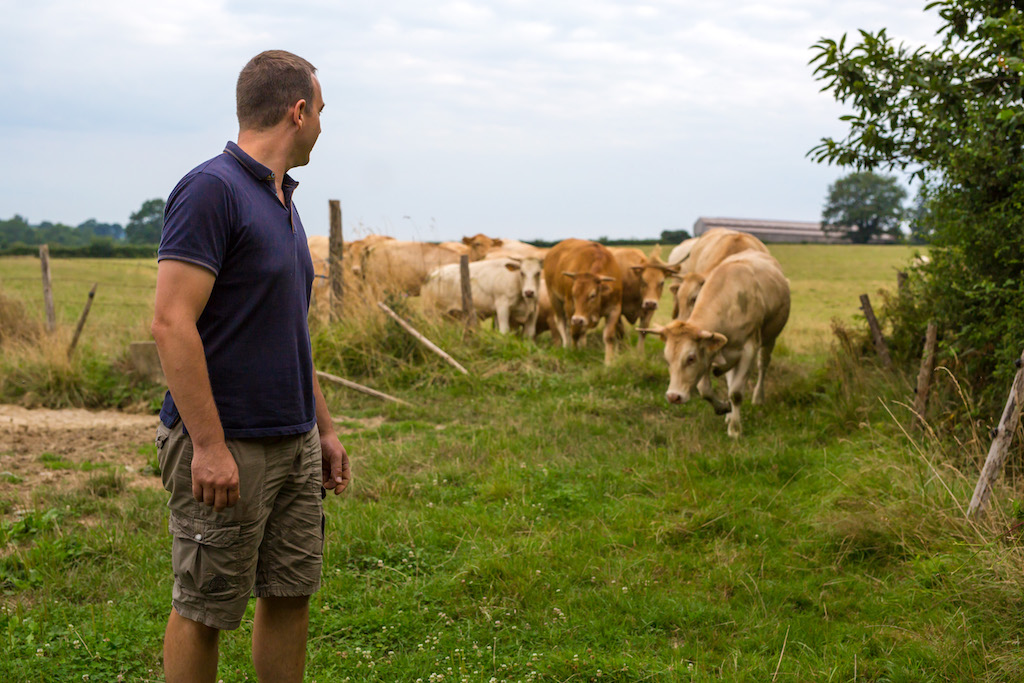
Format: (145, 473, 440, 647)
(672, 273, 705, 321)
(564, 272, 614, 333)
(662, 322, 727, 403)
(462, 233, 502, 261)
(632, 262, 680, 313)
(517, 258, 543, 301)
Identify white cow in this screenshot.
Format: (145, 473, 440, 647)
(642, 250, 790, 438)
(422, 257, 544, 336)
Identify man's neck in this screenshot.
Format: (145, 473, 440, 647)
(236, 129, 293, 196)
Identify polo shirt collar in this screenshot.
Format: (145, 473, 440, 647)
(223, 141, 299, 192)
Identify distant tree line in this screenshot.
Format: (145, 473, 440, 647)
(532, 229, 692, 248)
(0, 198, 165, 256)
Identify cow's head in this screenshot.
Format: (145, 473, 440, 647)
(640, 321, 727, 404)
(669, 273, 706, 321)
(462, 233, 502, 261)
(512, 257, 543, 301)
(630, 247, 681, 313)
(562, 271, 616, 334)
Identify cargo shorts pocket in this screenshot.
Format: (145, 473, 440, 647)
(169, 514, 243, 599)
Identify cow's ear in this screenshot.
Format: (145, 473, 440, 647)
(637, 325, 665, 340)
(599, 276, 616, 282)
(562, 271, 577, 280)
(493, 239, 504, 247)
(462, 236, 473, 245)
(698, 330, 728, 352)
(663, 264, 681, 276)
(600, 283, 612, 296)
(630, 265, 645, 275)
(504, 262, 520, 272)
(669, 282, 680, 294)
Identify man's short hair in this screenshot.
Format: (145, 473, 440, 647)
(237, 50, 318, 131)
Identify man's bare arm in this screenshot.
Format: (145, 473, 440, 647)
(151, 259, 239, 511)
(313, 372, 350, 495)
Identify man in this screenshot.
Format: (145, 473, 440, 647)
(151, 50, 350, 683)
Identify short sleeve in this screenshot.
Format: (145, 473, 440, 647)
(158, 171, 233, 275)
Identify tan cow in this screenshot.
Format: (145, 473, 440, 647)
(422, 257, 543, 335)
(610, 246, 680, 350)
(543, 239, 623, 365)
(360, 240, 465, 295)
(643, 250, 790, 438)
(666, 237, 699, 271)
(670, 228, 770, 320)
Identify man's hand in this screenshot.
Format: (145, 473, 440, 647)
(321, 433, 351, 495)
(191, 442, 240, 512)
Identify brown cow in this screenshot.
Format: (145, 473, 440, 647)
(610, 246, 680, 351)
(669, 228, 770, 320)
(643, 250, 790, 438)
(543, 239, 623, 365)
(461, 233, 503, 261)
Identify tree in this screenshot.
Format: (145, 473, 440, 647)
(78, 218, 125, 241)
(126, 198, 165, 244)
(660, 229, 691, 244)
(821, 172, 906, 243)
(809, 0, 1024, 408)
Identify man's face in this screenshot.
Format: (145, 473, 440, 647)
(296, 75, 324, 166)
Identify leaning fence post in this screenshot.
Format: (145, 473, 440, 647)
(377, 301, 469, 375)
(967, 348, 1024, 519)
(329, 199, 344, 321)
(859, 294, 892, 368)
(459, 254, 477, 329)
(39, 244, 56, 333)
(913, 322, 938, 424)
(67, 283, 97, 358)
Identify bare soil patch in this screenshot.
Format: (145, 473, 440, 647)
(0, 404, 161, 508)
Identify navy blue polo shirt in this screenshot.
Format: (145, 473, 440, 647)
(157, 141, 316, 438)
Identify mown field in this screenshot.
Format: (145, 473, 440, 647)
(4, 244, 1024, 682)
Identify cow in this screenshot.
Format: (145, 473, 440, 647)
(461, 233, 504, 261)
(609, 246, 680, 350)
(669, 228, 770, 320)
(360, 240, 465, 295)
(642, 250, 790, 438)
(543, 239, 623, 365)
(422, 257, 544, 335)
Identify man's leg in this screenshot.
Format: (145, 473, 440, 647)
(252, 596, 310, 683)
(164, 608, 220, 683)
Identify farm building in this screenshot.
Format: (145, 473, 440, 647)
(693, 217, 868, 244)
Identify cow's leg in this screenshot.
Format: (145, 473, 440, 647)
(697, 373, 731, 414)
(752, 339, 775, 405)
(523, 306, 539, 340)
(603, 306, 622, 365)
(551, 297, 571, 349)
(724, 343, 757, 438)
(637, 308, 655, 351)
(495, 300, 511, 334)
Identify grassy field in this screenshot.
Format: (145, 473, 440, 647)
(7, 243, 1024, 682)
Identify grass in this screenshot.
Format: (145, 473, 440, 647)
(7, 243, 1021, 682)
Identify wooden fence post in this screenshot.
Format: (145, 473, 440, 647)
(897, 270, 908, 296)
(913, 322, 938, 424)
(67, 283, 97, 358)
(39, 244, 56, 333)
(329, 199, 344, 321)
(967, 348, 1024, 519)
(459, 254, 476, 329)
(859, 294, 892, 368)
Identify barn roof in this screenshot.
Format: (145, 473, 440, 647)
(692, 217, 891, 243)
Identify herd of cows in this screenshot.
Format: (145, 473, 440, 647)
(308, 229, 791, 438)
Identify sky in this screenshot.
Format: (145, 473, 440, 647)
(0, 1, 943, 242)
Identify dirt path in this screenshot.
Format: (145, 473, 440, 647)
(0, 405, 162, 508)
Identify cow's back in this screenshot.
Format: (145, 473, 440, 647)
(689, 229, 769, 275)
(693, 251, 789, 347)
(364, 240, 462, 294)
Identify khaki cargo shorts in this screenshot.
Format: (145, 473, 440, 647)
(156, 420, 325, 631)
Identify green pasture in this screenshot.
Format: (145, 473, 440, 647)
(7, 243, 1023, 682)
